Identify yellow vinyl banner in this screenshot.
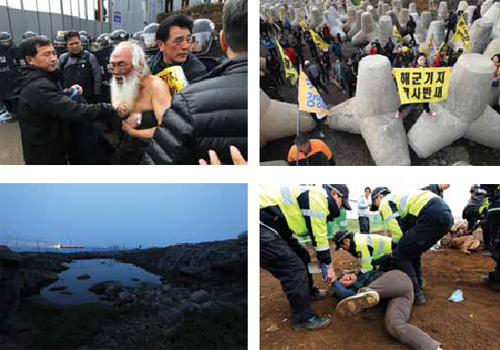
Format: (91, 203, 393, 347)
(309, 29, 329, 49)
(454, 14, 470, 51)
(393, 67, 451, 104)
(276, 41, 298, 85)
(298, 71, 329, 115)
(392, 25, 403, 44)
(157, 66, 189, 95)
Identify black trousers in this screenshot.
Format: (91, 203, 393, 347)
(260, 224, 314, 324)
(359, 216, 370, 233)
(392, 197, 453, 294)
(485, 205, 500, 281)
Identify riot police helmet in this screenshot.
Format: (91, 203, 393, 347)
(132, 31, 143, 43)
(110, 30, 129, 45)
(54, 33, 66, 47)
(141, 23, 159, 52)
(97, 33, 111, 49)
(80, 35, 90, 50)
(190, 19, 216, 56)
(79, 31, 90, 40)
(0, 32, 13, 46)
(22, 31, 38, 40)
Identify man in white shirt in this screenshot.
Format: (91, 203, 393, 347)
(358, 187, 372, 234)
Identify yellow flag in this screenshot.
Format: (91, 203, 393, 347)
(454, 14, 470, 51)
(392, 25, 403, 44)
(266, 14, 272, 23)
(276, 41, 299, 85)
(309, 29, 329, 49)
(279, 7, 286, 22)
(393, 67, 452, 104)
(298, 71, 329, 115)
(299, 14, 308, 31)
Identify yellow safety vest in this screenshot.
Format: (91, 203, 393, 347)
(260, 184, 330, 254)
(354, 234, 392, 273)
(378, 190, 438, 243)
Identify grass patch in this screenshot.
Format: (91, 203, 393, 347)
(162, 306, 247, 350)
(27, 302, 142, 350)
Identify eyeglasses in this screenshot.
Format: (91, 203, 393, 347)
(107, 62, 131, 72)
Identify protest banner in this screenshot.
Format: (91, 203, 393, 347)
(276, 41, 298, 85)
(393, 67, 452, 104)
(309, 29, 329, 50)
(298, 71, 329, 115)
(299, 14, 308, 31)
(454, 14, 470, 51)
(393, 25, 403, 44)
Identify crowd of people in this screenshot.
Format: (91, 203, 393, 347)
(0, 0, 247, 165)
(260, 7, 500, 113)
(260, 184, 500, 350)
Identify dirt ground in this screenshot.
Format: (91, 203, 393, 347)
(260, 237, 500, 350)
(0, 119, 23, 165)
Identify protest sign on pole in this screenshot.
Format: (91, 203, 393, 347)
(393, 67, 452, 104)
(276, 41, 299, 85)
(298, 71, 329, 115)
(392, 25, 403, 44)
(454, 14, 470, 51)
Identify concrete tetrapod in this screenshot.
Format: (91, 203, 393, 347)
(260, 89, 315, 147)
(407, 54, 496, 158)
(328, 55, 410, 165)
(469, 18, 494, 54)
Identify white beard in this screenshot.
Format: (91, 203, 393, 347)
(111, 73, 141, 110)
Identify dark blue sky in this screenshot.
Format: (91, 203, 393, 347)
(0, 184, 247, 248)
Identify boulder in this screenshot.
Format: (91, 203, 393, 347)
(190, 289, 211, 304)
(89, 281, 122, 296)
(77, 274, 90, 280)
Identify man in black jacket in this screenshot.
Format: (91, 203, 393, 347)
(148, 14, 207, 83)
(142, 0, 247, 165)
(16, 37, 116, 165)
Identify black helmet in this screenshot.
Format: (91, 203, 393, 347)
(22, 31, 37, 40)
(191, 19, 217, 56)
(370, 187, 391, 211)
(141, 23, 159, 51)
(54, 33, 66, 47)
(97, 33, 111, 48)
(80, 35, 90, 50)
(110, 30, 129, 45)
(79, 31, 90, 40)
(0, 32, 12, 46)
(132, 31, 143, 43)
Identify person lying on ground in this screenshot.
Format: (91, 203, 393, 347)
(334, 269, 443, 350)
(287, 134, 335, 166)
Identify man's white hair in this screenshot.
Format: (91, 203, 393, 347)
(115, 41, 150, 77)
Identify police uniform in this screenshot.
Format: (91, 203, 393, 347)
(377, 189, 453, 299)
(260, 184, 345, 325)
(0, 43, 19, 111)
(481, 185, 500, 290)
(340, 233, 393, 273)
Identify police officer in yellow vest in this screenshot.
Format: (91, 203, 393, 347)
(334, 231, 393, 274)
(370, 187, 453, 305)
(260, 184, 351, 331)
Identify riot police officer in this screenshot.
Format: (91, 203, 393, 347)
(480, 185, 500, 291)
(93, 33, 113, 104)
(141, 23, 159, 62)
(110, 30, 129, 46)
(131, 31, 143, 44)
(0, 32, 19, 119)
(53, 33, 67, 56)
(191, 18, 226, 72)
(22, 31, 37, 41)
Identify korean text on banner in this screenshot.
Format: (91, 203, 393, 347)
(298, 71, 329, 115)
(393, 67, 451, 104)
(309, 29, 329, 49)
(276, 41, 299, 85)
(454, 14, 470, 51)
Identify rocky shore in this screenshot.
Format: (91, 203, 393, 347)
(0, 233, 248, 350)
